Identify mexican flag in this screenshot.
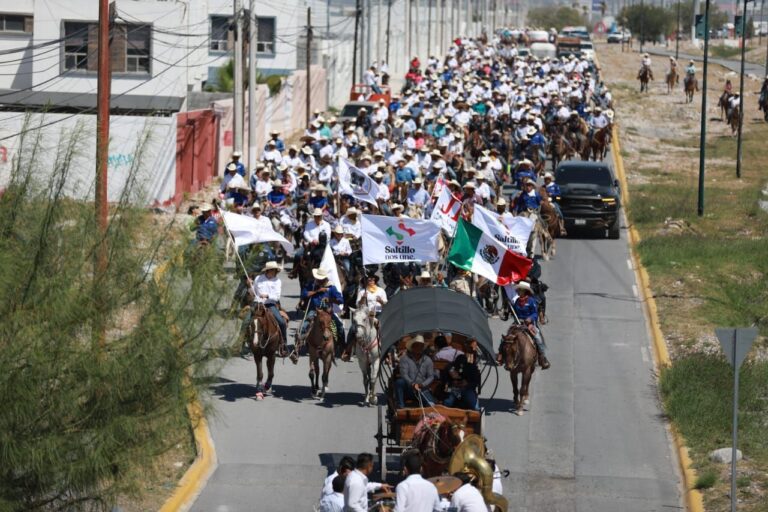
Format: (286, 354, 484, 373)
(447, 219, 533, 285)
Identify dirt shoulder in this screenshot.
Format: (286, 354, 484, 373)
(598, 42, 768, 512)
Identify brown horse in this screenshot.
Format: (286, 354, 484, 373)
(638, 66, 651, 93)
(566, 130, 590, 161)
(246, 303, 282, 400)
(590, 126, 610, 161)
(466, 130, 485, 160)
(665, 68, 678, 94)
(549, 128, 567, 169)
(499, 325, 538, 416)
(718, 92, 732, 121)
(684, 75, 698, 103)
(410, 413, 466, 477)
(728, 104, 741, 135)
(305, 309, 335, 399)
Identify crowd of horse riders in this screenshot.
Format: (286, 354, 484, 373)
(190, 29, 614, 406)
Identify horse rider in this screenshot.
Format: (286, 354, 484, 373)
(300, 267, 345, 349)
(250, 261, 289, 356)
(356, 274, 387, 314)
(542, 172, 564, 220)
(330, 225, 352, 275)
(512, 281, 550, 369)
(225, 150, 246, 177)
(512, 159, 536, 190)
(512, 179, 543, 214)
(394, 335, 437, 408)
(684, 59, 697, 89)
(638, 52, 653, 81)
(406, 177, 430, 217)
(293, 208, 331, 270)
(194, 204, 218, 245)
(759, 76, 768, 109)
(668, 56, 677, 76)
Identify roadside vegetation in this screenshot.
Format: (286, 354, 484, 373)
(0, 120, 226, 510)
(599, 43, 768, 511)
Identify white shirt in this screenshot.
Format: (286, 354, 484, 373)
(344, 469, 382, 512)
(394, 474, 441, 512)
(322, 471, 339, 498)
(330, 236, 352, 256)
(303, 219, 331, 244)
(450, 483, 487, 512)
(341, 217, 362, 239)
(357, 286, 388, 314)
(248, 214, 273, 232)
(319, 492, 345, 512)
(253, 274, 281, 304)
(261, 148, 283, 163)
(254, 178, 272, 198)
(435, 346, 463, 362)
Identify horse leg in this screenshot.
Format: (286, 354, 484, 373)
(254, 352, 265, 399)
(321, 351, 333, 398)
(510, 370, 520, 414)
(370, 352, 380, 405)
(309, 354, 318, 397)
(521, 367, 534, 411)
(358, 350, 370, 405)
(265, 350, 276, 392)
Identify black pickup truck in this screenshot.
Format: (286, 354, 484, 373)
(554, 160, 621, 239)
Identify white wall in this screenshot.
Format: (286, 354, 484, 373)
(0, 2, 34, 90)
(0, 112, 177, 205)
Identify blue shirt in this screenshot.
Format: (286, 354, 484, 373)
(395, 167, 415, 184)
(301, 282, 343, 311)
(513, 296, 538, 323)
(264, 138, 285, 152)
(545, 182, 561, 198)
(514, 191, 543, 212)
(406, 187, 430, 207)
(309, 195, 328, 209)
(267, 191, 286, 205)
(225, 161, 246, 177)
(530, 132, 546, 147)
(196, 216, 218, 242)
(514, 169, 536, 189)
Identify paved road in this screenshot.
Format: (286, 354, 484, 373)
(191, 199, 681, 511)
(644, 47, 766, 76)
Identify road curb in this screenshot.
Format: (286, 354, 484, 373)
(610, 126, 704, 512)
(158, 400, 217, 512)
(155, 261, 218, 512)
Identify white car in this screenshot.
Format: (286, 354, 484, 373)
(580, 41, 595, 60)
(607, 30, 631, 44)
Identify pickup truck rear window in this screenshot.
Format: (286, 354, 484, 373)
(556, 166, 613, 186)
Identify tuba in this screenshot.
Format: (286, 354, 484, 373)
(448, 434, 508, 512)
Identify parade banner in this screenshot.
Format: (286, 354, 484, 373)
(471, 203, 534, 256)
(361, 214, 441, 265)
(448, 219, 532, 286)
(221, 211, 294, 252)
(338, 158, 380, 207)
(430, 186, 462, 234)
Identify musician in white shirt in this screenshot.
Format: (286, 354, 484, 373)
(394, 452, 441, 512)
(450, 474, 487, 512)
(343, 453, 390, 512)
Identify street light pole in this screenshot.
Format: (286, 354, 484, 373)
(698, 0, 711, 216)
(736, 0, 748, 178)
(675, 0, 681, 59)
(640, 0, 645, 52)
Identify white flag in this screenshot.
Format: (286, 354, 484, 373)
(471, 203, 534, 256)
(320, 242, 343, 314)
(338, 158, 380, 207)
(221, 211, 294, 253)
(361, 214, 441, 265)
(430, 186, 462, 234)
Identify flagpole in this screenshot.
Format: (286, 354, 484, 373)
(215, 201, 258, 298)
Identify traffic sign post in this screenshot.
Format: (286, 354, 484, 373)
(715, 327, 758, 512)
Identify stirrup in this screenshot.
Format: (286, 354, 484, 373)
(538, 355, 551, 370)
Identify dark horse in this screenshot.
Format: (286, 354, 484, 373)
(499, 324, 538, 416)
(638, 66, 651, 93)
(290, 234, 327, 307)
(410, 413, 466, 477)
(683, 75, 698, 103)
(245, 303, 282, 399)
(590, 126, 610, 161)
(304, 309, 335, 399)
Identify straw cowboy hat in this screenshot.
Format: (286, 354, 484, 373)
(418, 271, 431, 281)
(312, 208, 324, 216)
(406, 335, 425, 351)
(515, 281, 532, 293)
(312, 268, 329, 280)
(263, 261, 281, 272)
(332, 225, 345, 234)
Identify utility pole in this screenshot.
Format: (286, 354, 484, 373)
(675, 0, 681, 59)
(306, 7, 312, 126)
(406, 0, 411, 63)
(234, 0, 243, 156)
(94, 0, 112, 348)
(248, 0, 257, 170)
(736, 0, 748, 178)
(639, 0, 645, 52)
(377, 0, 383, 63)
(450, 0, 455, 40)
(366, 0, 372, 70)
(428, 0, 432, 55)
(416, 0, 421, 57)
(440, 0, 445, 55)
(466, 0, 471, 36)
(698, 0, 711, 216)
(353, 0, 360, 88)
(386, 0, 392, 64)
(493, 0, 497, 32)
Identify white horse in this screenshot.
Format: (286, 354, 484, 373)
(350, 306, 381, 406)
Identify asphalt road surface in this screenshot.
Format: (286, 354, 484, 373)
(191, 207, 682, 512)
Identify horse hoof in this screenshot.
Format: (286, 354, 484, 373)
(255, 392, 265, 401)
(370, 396, 378, 406)
(516, 409, 524, 416)
(523, 398, 530, 406)
(264, 382, 272, 391)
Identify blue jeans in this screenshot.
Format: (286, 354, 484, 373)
(443, 387, 479, 410)
(265, 303, 287, 344)
(394, 377, 435, 408)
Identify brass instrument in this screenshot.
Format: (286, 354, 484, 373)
(448, 434, 508, 512)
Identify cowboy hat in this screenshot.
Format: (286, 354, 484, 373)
(496, 197, 507, 206)
(346, 207, 360, 216)
(226, 162, 237, 172)
(272, 179, 283, 187)
(515, 281, 532, 293)
(312, 208, 324, 216)
(332, 225, 345, 234)
(543, 172, 554, 180)
(418, 271, 431, 281)
(231, 151, 242, 157)
(200, 203, 213, 212)
(413, 177, 423, 184)
(406, 335, 425, 351)
(391, 203, 404, 211)
(263, 261, 281, 272)
(463, 181, 477, 189)
(251, 203, 263, 211)
(312, 268, 329, 280)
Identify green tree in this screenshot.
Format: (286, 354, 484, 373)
(0, 117, 227, 510)
(676, 1, 728, 35)
(209, 58, 284, 96)
(527, 6, 585, 32)
(620, 3, 674, 43)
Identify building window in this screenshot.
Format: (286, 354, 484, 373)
(210, 16, 230, 52)
(125, 25, 151, 73)
(63, 21, 89, 70)
(256, 17, 275, 55)
(0, 13, 32, 33)
(62, 21, 151, 75)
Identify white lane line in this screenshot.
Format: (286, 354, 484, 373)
(626, 259, 633, 270)
(632, 284, 639, 297)
(641, 346, 651, 363)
